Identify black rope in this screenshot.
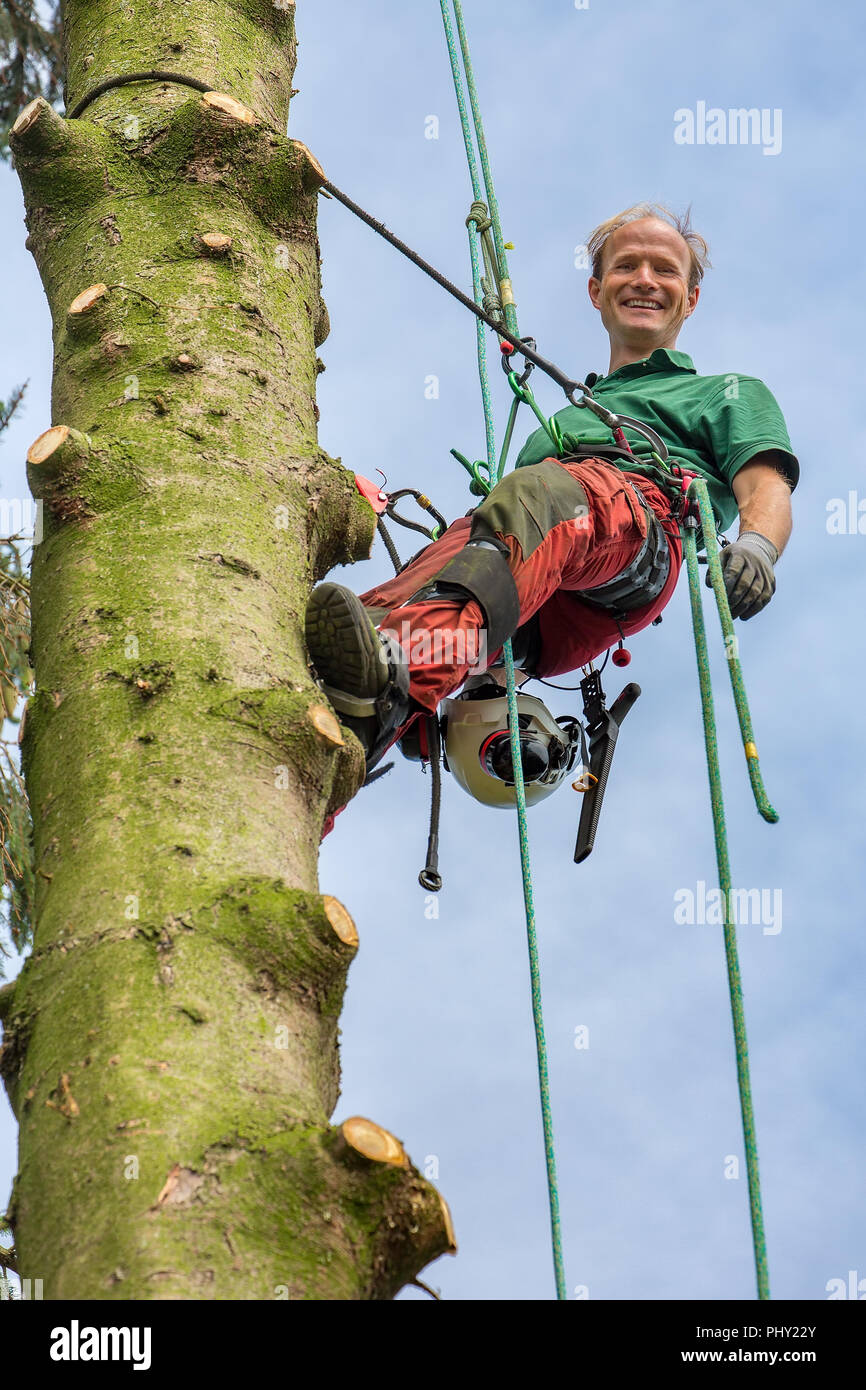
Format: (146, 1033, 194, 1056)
(67, 71, 212, 120)
(376, 516, 403, 574)
(363, 761, 394, 787)
(419, 716, 443, 893)
(321, 178, 591, 404)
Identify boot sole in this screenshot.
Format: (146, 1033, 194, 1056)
(305, 584, 390, 700)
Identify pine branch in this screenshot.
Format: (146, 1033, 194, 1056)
(0, 382, 26, 434)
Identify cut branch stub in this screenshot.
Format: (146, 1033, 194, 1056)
(307, 704, 344, 748)
(68, 284, 109, 317)
(438, 1195, 458, 1254)
(202, 92, 257, 126)
(27, 425, 82, 469)
(322, 895, 358, 950)
(338, 1116, 408, 1169)
(10, 96, 70, 158)
(26, 426, 141, 522)
(290, 139, 326, 190)
(199, 232, 233, 256)
(11, 98, 44, 138)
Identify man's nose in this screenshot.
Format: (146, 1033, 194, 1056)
(631, 263, 659, 288)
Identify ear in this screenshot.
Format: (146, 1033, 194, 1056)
(684, 284, 700, 318)
(588, 277, 603, 312)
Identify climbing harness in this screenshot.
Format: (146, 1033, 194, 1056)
(571, 478, 672, 617)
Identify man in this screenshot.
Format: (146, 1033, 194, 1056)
(306, 203, 798, 785)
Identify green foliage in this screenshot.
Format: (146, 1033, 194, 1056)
(0, 0, 63, 155)
(0, 385, 34, 969)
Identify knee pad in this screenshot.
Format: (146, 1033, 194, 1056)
(470, 457, 591, 561)
(406, 538, 520, 655)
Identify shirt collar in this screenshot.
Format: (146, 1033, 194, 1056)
(593, 348, 697, 385)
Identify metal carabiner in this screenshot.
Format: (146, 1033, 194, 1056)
(385, 488, 449, 540)
(501, 335, 537, 388)
(566, 389, 670, 463)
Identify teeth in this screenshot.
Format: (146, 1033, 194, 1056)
(624, 299, 662, 309)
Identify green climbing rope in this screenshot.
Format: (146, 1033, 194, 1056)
(451, 1, 519, 341)
(440, 0, 568, 1302)
(683, 479, 771, 1299)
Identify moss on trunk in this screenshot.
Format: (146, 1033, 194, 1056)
(0, 2, 454, 1300)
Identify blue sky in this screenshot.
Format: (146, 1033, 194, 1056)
(1, 0, 864, 1301)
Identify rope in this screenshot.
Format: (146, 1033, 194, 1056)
(683, 480, 770, 1300)
(320, 177, 594, 409)
(375, 516, 403, 575)
(451, 1, 518, 340)
(439, 1, 497, 478)
(440, 0, 567, 1302)
(375, 519, 445, 893)
(419, 717, 443, 892)
(68, 71, 211, 119)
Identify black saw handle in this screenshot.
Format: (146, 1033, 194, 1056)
(574, 682, 641, 864)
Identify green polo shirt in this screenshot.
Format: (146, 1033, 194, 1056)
(513, 348, 799, 533)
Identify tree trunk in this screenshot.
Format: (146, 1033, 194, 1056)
(0, 0, 454, 1299)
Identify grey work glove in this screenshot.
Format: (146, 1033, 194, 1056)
(705, 531, 779, 620)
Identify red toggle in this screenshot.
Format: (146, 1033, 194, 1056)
(355, 474, 388, 515)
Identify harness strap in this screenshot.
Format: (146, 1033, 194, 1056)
(574, 482, 671, 616)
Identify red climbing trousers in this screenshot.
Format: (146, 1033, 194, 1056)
(358, 457, 684, 713)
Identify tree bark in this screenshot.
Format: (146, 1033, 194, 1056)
(0, 0, 455, 1299)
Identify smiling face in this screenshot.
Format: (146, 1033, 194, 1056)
(588, 217, 700, 369)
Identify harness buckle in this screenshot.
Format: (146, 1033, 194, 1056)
(667, 463, 701, 523)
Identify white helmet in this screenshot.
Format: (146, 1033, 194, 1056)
(441, 676, 582, 808)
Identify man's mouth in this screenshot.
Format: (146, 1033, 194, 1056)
(622, 299, 664, 311)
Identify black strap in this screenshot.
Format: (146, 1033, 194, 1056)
(68, 71, 212, 120)
(421, 541, 520, 655)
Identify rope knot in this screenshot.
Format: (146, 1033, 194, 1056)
(466, 200, 492, 233)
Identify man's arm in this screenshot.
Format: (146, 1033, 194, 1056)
(730, 451, 793, 556)
(709, 451, 794, 620)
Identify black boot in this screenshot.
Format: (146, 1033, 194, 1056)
(305, 583, 414, 774)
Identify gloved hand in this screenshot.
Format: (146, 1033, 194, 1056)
(705, 531, 778, 620)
